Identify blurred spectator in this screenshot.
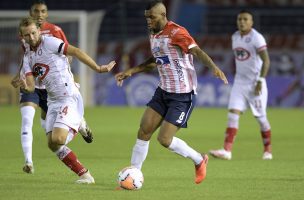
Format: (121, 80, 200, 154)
(275, 53, 296, 76)
(275, 66, 304, 107)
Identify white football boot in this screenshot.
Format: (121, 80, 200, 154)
(262, 152, 273, 160)
(209, 149, 232, 160)
(75, 170, 95, 184)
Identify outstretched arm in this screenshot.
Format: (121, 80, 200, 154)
(66, 45, 116, 73)
(115, 56, 156, 87)
(189, 46, 228, 84)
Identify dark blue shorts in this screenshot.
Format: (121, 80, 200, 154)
(147, 87, 196, 128)
(20, 88, 48, 113)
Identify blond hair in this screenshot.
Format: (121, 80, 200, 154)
(19, 17, 40, 35)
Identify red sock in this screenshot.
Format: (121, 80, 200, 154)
(57, 146, 87, 176)
(224, 127, 238, 151)
(261, 130, 272, 152)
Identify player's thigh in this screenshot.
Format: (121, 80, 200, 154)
(20, 90, 40, 108)
(165, 93, 195, 128)
(228, 84, 247, 112)
(37, 89, 48, 114)
(158, 120, 179, 145)
(46, 95, 83, 133)
(140, 107, 163, 134)
(248, 84, 268, 117)
(54, 96, 83, 132)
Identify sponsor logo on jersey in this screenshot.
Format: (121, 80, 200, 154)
(234, 47, 250, 61)
(155, 55, 170, 65)
(173, 59, 185, 82)
(32, 63, 50, 80)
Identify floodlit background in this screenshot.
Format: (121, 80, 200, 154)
(0, 0, 303, 107)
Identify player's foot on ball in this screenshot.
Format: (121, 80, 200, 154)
(75, 170, 95, 184)
(195, 154, 209, 184)
(79, 118, 93, 143)
(23, 162, 34, 174)
(209, 149, 232, 160)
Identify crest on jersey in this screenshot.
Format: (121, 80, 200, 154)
(234, 47, 250, 61)
(32, 63, 49, 80)
(245, 37, 251, 43)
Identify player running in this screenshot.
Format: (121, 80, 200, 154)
(15, 17, 115, 183)
(115, 0, 228, 184)
(10, 0, 93, 174)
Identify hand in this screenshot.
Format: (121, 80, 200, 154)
(11, 75, 20, 88)
(255, 81, 262, 95)
(115, 71, 132, 87)
(99, 61, 116, 73)
(19, 79, 28, 90)
(212, 66, 228, 84)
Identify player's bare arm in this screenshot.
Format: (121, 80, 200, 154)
(17, 74, 35, 93)
(189, 46, 228, 84)
(255, 49, 270, 95)
(66, 44, 116, 73)
(11, 58, 24, 88)
(115, 56, 156, 87)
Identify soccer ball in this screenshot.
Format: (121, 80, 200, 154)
(117, 166, 144, 190)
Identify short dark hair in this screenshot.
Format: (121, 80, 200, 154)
(238, 9, 254, 18)
(30, 0, 47, 9)
(145, 0, 163, 10)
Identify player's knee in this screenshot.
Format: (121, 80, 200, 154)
(256, 115, 271, 131)
(47, 140, 57, 152)
(157, 135, 171, 147)
(48, 134, 66, 151)
(138, 126, 153, 140)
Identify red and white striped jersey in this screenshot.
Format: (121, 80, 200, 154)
(21, 22, 69, 89)
(22, 35, 79, 102)
(232, 28, 267, 85)
(150, 21, 198, 94)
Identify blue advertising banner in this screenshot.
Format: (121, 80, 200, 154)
(96, 74, 303, 107)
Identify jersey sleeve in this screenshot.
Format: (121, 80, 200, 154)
(52, 25, 69, 44)
(255, 33, 267, 52)
(44, 36, 69, 55)
(170, 27, 197, 53)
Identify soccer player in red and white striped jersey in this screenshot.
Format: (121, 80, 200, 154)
(115, 0, 228, 184)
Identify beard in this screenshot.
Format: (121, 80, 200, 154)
(149, 21, 162, 34)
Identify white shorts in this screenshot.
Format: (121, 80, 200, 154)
(45, 92, 84, 133)
(228, 80, 268, 117)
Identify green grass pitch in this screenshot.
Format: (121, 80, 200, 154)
(0, 106, 303, 200)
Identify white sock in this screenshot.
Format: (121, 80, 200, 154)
(227, 112, 240, 128)
(131, 139, 150, 170)
(20, 106, 35, 164)
(256, 115, 271, 132)
(168, 137, 202, 165)
(40, 118, 46, 132)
